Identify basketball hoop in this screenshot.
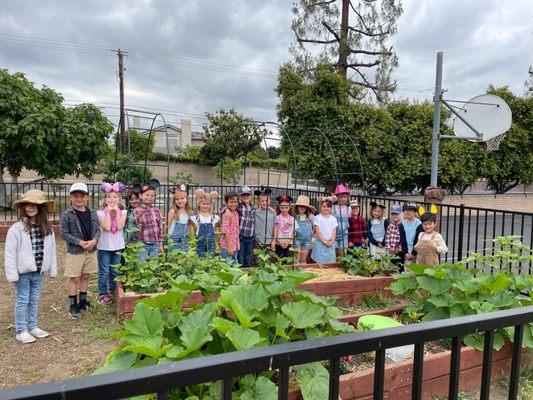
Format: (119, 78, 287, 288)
(485, 133, 506, 152)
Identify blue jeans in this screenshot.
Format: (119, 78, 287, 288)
(238, 235, 254, 267)
(139, 242, 159, 262)
(220, 248, 239, 267)
(97, 249, 121, 296)
(169, 222, 189, 252)
(14, 272, 44, 334)
(196, 224, 216, 257)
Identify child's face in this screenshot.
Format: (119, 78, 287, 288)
(297, 206, 307, 215)
(141, 190, 156, 205)
(280, 205, 290, 215)
(70, 192, 88, 208)
(173, 191, 187, 209)
(226, 197, 238, 211)
(258, 196, 268, 209)
(25, 204, 38, 218)
(372, 207, 383, 219)
(105, 192, 120, 208)
(404, 209, 415, 219)
(422, 220, 436, 233)
(350, 206, 359, 216)
(199, 201, 211, 213)
(391, 212, 401, 222)
(129, 194, 140, 208)
(240, 194, 252, 204)
(320, 202, 331, 215)
(338, 194, 348, 204)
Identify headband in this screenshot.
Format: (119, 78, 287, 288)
(170, 183, 188, 195)
(100, 182, 125, 193)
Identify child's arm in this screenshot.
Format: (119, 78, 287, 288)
(366, 220, 379, 246)
(411, 225, 424, 257)
(435, 233, 448, 254)
(221, 213, 233, 254)
(361, 218, 368, 241)
(400, 225, 408, 254)
(166, 209, 175, 230)
(49, 231, 57, 278)
(4, 226, 19, 282)
(272, 224, 278, 250)
(117, 209, 127, 230)
(98, 211, 111, 231)
(60, 213, 83, 246)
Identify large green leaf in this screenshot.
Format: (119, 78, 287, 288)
(264, 279, 298, 296)
(210, 317, 240, 335)
(424, 267, 450, 279)
(388, 277, 417, 295)
(427, 294, 457, 308)
(93, 351, 137, 375)
(240, 376, 277, 400)
(328, 318, 355, 334)
(225, 326, 266, 350)
(180, 327, 213, 352)
(179, 304, 216, 333)
(141, 289, 191, 311)
(122, 335, 170, 358)
(124, 303, 164, 337)
(282, 301, 325, 329)
(296, 363, 329, 400)
(416, 276, 452, 295)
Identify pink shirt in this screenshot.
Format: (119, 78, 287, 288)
(220, 210, 240, 251)
(97, 209, 127, 251)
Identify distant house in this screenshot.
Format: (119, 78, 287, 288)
(150, 119, 205, 154)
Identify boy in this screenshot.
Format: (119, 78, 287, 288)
(401, 202, 423, 264)
(253, 191, 277, 251)
(385, 204, 408, 271)
(348, 200, 367, 248)
(236, 186, 255, 268)
(220, 192, 240, 266)
(133, 183, 163, 262)
(414, 212, 448, 266)
(60, 182, 100, 319)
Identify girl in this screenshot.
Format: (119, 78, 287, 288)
(97, 182, 127, 306)
(133, 179, 163, 261)
(167, 184, 192, 252)
(5, 190, 57, 343)
(293, 195, 315, 264)
(348, 200, 367, 248)
(331, 184, 351, 255)
(384, 204, 408, 271)
(191, 189, 220, 257)
(220, 192, 240, 265)
(414, 212, 448, 266)
(312, 197, 337, 263)
(273, 195, 294, 259)
(367, 202, 389, 259)
(124, 189, 140, 243)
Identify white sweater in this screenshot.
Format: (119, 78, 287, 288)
(4, 221, 57, 283)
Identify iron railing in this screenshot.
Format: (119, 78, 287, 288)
(1, 306, 531, 400)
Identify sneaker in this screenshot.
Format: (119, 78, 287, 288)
(29, 327, 50, 338)
(99, 295, 112, 307)
(15, 331, 36, 344)
(79, 300, 91, 312)
(69, 304, 82, 319)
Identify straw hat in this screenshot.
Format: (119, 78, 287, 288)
(13, 190, 55, 213)
(294, 195, 316, 213)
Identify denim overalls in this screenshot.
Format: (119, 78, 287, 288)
(195, 215, 216, 257)
(334, 205, 349, 250)
(295, 216, 312, 250)
(169, 214, 189, 252)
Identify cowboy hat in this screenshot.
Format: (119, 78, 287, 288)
(332, 184, 351, 196)
(294, 195, 316, 213)
(13, 190, 55, 213)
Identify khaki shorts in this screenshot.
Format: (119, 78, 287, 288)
(64, 251, 98, 277)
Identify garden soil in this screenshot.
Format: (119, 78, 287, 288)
(0, 241, 121, 389)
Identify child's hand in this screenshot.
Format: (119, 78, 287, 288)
(79, 240, 88, 250)
(271, 242, 276, 251)
(405, 253, 414, 261)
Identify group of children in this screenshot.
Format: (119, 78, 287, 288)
(4, 181, 447, 344)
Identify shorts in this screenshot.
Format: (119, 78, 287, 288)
(294, 237, 311, 251)
(64, 251, 98, 277)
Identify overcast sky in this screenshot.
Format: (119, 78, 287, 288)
(1, 0, 532, 132)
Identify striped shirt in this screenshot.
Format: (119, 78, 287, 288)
(30, 224, 44, 271)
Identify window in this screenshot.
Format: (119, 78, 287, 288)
(165, 132, 179, 149)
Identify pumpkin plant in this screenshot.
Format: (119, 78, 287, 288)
(339, 247, 398, 277)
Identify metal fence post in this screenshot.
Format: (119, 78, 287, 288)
(457, 204, 465, 262)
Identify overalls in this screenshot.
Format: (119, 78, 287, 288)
(295, 217, 312, 250)
(169, 214, 189, 252)
(334, 205, 349, 251)
(196, 215, 216, 257)
(414, 236, 439, 266)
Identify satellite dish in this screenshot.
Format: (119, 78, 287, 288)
(453, 94, 512, 141)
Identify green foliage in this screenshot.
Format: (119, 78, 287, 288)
(101, 153, 151, 185)
(339, 247, 397, 276)
(0, 69, 112, 179)
(100, 254, 354, 399)
(214, 157, 243, 184)
(170, 170, 198, 186)
(177, 145, 201, 162)
(114, 129, 155, 161)
(357, 315, 403, 332)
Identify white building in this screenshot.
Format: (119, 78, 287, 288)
(152, 119, 204, 153)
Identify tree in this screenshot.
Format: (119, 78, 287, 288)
(214, 158, 243, 185)
(525, 66, 533, 98)
(0, 69, 113, 200)
(290, 0, 402, 102)
(101, 154, 152, 185)
(199, 108, 267, 166)
(113, 129, 155, 160)
(266, 146, 281, 159)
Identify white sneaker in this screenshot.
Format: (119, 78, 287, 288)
(29, 328, 50, 338)
(15, 331, 37, 344)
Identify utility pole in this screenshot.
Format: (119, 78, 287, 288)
(338, 0, 350, 77)
(117, 49, 126, 154)
(430, 51, 443, 187)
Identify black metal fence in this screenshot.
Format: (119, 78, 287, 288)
(1, 307, 531, 400)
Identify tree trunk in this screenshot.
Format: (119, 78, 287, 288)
(337, 0, 350, 77)
(0, 167, 6, 210)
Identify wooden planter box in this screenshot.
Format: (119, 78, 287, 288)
(288, 342, 524, 400)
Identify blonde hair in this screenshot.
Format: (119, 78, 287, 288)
(100, 191, 124, 210)
(172, 190, 192, 215)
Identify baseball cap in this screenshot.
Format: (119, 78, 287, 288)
(403, 202, 418, 211)
(239, 186, 252, 196)
(391, 204, 403, 214)
(69, 182, 89, 195)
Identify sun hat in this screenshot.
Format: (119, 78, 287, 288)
(403, 202, 418, 212)
(239, 186, 253, 196)
(294, 195, 316, 213)
(332, 184, 351, 196)
(276, 195, 293, 206)
(349, 200, 359, 207)
(13, 190, 55, 213)
(69, 182, 89, 195)
(391, 204, 403, 214)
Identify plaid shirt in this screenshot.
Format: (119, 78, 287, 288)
(348, 215, 367, 245)
(30, 224, 44, 271)
(237, 202, 254, 238)
(385, 220, 401, 252)
(133, 205, 162, 243)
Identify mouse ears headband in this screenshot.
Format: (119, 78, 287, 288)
(100, 182, 126, 193)
(418, 204, 438, 216)
(317, 195, 337, 203)
(369, 201, 386, 210)
(169, 183, 188, 195)
(276, 195, 293, 205)
(195, 188, 218, 202)
(254, 186, 272, 196)
(131, 179, 160, 194)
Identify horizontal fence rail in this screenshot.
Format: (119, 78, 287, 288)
(1, 307, 532, 400)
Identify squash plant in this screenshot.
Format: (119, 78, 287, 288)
(97, 258, 355, 399)
(339, 247, 398, 277)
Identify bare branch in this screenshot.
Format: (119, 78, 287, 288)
(309, 0, 336, 6)
(321, 22, 341, 42)
(347, 48, 392, 56)
(346, 60, 381, 68)
(348, 26, 391, 37)
(293, 27, 338, 45)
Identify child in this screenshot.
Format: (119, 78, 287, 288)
(124, 189, 141, 243)
(293, 195, 315, 264)
(97, 182, 127, 306)
(402, 202, 422, 264)
(220, 192, 240, 265)
(60, 182, 100, 319)
(167, 184, 191, 252)
(384, 204, 408, 271)
(133, 179, 163, 261)
(273, 195, 294, 259)
(237, 186, 255, 268)
(253, 188, 277, 250)
(414, 212, 448, 266)
(312, 197, 338, 263)
(348, 200, 367, 248)
(5, 190, 57, 343)
(367, 202, 389, 259)
(331, 184, 351, 255)
(191, 189, 220, 257)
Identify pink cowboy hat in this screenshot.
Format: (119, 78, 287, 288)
(331, 184, 351, 196)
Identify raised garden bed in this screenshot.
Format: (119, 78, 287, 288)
(288, 342, 527, 400)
